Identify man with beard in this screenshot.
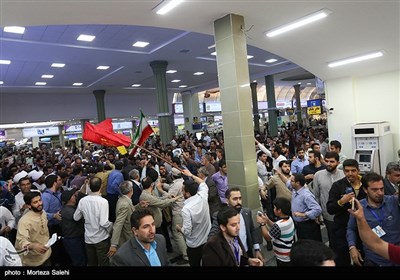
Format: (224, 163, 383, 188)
(347, 172, 400, 266)
(15, 191, 51, 266)
(312, 152, 344, 248)
(327, 159, 366, 266)
(202, 206, 263, 266)
(208, 187, 264, 262)
(110, 208, 168, 266)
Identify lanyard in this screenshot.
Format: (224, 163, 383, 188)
(230, 238, 240, 266)
(368, 207, 385, 226)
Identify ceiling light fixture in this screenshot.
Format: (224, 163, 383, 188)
(211, 52, 217, 56)
(77, 34, 96, 42)
(132, 41, 149, 47)
(265, 59, 278, 63)
(193, 72, 204, 76)
(73, 83, 83, 86)
(179, 85, 187, 88)
(97, 66, 110, 70)
(4, 26, 25, 34)
(266, 8, 331, 38)
(0, 81, 4, 85)
(247, 55, 254, 59)
(35, 82, 47, 86)
(153, 0, 184, 15)
(0, 60, 11, 64)
(328, 51, 384, 68)
(51, 63, 65, 68)
(171, 80, 181, 83)
(131, 84, 141, 87)
(41, 75, 54, 79)
(166, 70, 177, 74)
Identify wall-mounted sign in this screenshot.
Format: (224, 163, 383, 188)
(64, 124, 82, 133)
(112, 122, 132, 130)
(174, 103, 204, 114)
(0, 130, 6, 140)
(23, 127, 60, 138)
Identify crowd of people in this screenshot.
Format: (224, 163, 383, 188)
(0, 123, 399, 267)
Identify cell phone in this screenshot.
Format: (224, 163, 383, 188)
(257, 211, 264, 216)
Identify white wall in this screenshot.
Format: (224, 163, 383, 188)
(326, 70, 400, 159)
(0, 91, 173, 124)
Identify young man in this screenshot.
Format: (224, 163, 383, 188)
(202, 206, 263, 266)
(110, 208, 168, 266)
(347, 172, 400, 266)
(176, 169, 211, 267)
(15, 191, 52, 266)
(208, 187, 264, 262)
(349, 198, 400, 265)
(256, 197, 295, 266)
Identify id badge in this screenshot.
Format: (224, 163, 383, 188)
(372, 225, 386, 238)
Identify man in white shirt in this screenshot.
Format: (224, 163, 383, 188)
(176, 169, 211, 267)
(73, 177, 113, 266)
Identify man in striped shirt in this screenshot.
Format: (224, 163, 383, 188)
(256, 197, 295, 266)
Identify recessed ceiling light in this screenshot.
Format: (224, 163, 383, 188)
(328, 51, 384, 68)
(179, 85, 187, 88)
(132, 41, 149, 48)
(211, 52, 217, 56)
(298, 82, 302, 85)
(131, 84, 141, 87)
(97, 66, 110, 70)
(4, 26, 25, 34)
(166, 70, 177, 73)
(265, 59, 278, 63)
(193, 72, 204, 76)
(0, 81, 4, 85)
(247, 55, 254, 59)
(266, 8, 331, 37)
(41, 75, 54, 79)
(171, 80, 181, 83)
(72, 83, 83, 86)
(306, 83, 312, 85)
(153, 0, 184, 15)
(0, 60, 11, 65)
(35, 82, 47, 86)
(51, 63, 65, 68)
(77, 34, 96, 42)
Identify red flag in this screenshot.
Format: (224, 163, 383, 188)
(82, 119, 131, 147)
(130, 111, 154, 155)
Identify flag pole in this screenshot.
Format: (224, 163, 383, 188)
(131, 143, 184, 172)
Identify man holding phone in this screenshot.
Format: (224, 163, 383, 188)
(347, 172, 400, 266)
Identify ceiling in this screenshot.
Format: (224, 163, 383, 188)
(0, 0, 398, 101)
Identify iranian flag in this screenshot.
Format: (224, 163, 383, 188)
(130, 111, 154, 155)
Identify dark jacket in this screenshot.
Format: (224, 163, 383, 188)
(110, 234, 168, 266)
(208, 207, 262, 257)
(327, 177, 366, 226)
(202, 231, 249, 266)
(384, 178, 398, 195)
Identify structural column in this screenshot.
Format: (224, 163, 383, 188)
(58, 125, 65, 148)
(265, 75, 278, 137)
(250, 82, 260, 134)
(93, 90, 106, 123)
(293, 84, 302, 127)
(214, 14, 259, 209)
(150, 61, 174, 144)
(181, 90, 201, 134)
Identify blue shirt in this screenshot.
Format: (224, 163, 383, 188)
(291, 157, 309, 174)
(347, 195, 400, 266)
(41, 189, 62, 226)
(136, 238, 161, 266)
(291, 187, 322, 222)
(106, 170, 124, 195)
